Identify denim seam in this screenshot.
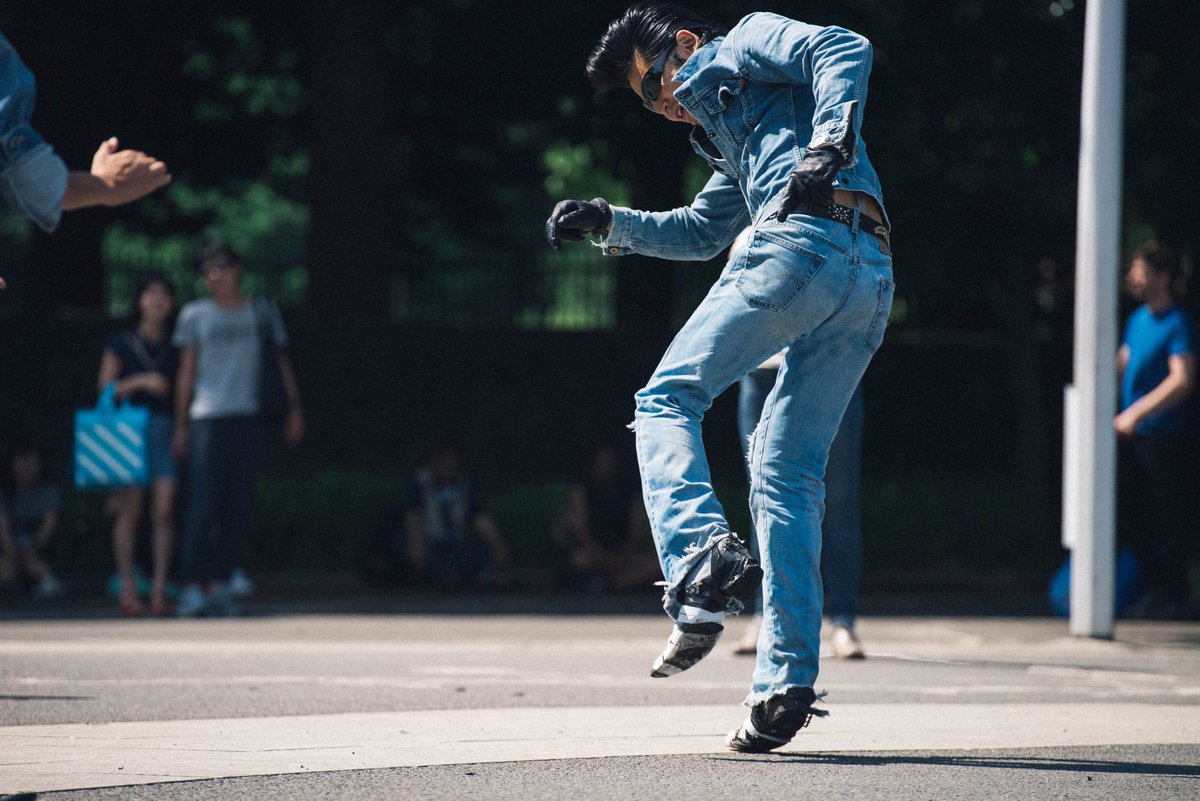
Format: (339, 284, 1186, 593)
(736, 235, 824, 313)
(763, 220, 851, 259)
(863, 276, 894, 353)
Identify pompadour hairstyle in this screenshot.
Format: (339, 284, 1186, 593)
(586, 1, 727, 93)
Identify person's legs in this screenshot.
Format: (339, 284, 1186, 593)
(633, 266, 809, 672)
(1136, 434, 1191, 609)
(634, 218, 890, 684)
(148, 478, 176, 614)
(822, 383, 865, 657)
(728, 221, 892, 753)
(738, 368, 777, 603)
(215, 416, 261, 587)
(747, 287, 882, 699)
(110, 486, 146, 613)
(178, 418, 215, 615)
(731, 367, 776, 653)
(196, 416, 258, 615)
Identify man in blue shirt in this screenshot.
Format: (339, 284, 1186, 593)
(546, 2, 893, 751)
(1116, 241, 1196, 616)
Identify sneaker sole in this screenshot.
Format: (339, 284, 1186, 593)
(725, 720, 792, 753)
(650, 621, 723, 678)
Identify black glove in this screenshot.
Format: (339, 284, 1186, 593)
(776, 145, 844, 222)
(546, 198, 613, 251)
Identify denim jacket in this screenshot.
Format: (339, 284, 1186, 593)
(602, 12, 887, 260)
(0, 32, 67, 233)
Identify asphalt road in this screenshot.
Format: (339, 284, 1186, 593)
(1, 595, 1198, 799)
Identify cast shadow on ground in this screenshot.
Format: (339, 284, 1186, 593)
(711, 751, 1200, 778)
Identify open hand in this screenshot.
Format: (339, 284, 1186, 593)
(90, 137, 171, 206)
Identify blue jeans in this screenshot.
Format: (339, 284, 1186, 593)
(179, 416, 261, 586)
(739, 372, 863, 629)
(632, 214, 892, 702)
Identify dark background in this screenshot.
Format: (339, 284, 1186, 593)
(0, 0, 1197, 581)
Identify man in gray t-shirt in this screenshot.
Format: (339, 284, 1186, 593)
(174, 296, 288, 419)
(172, 242, 304, 617)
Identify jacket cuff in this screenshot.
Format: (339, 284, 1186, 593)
(0, 138, 67, 233)
(595, 206, 635, 256)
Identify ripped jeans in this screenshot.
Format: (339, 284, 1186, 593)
(631, 212, 892, 702)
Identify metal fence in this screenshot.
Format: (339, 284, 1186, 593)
(104, 246, 725, 331)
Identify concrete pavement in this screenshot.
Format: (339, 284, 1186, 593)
(0, 600, 1198, 798)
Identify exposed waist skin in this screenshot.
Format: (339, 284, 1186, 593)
(831, 188, 885, 227)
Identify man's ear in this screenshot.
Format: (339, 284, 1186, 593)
(675, 29, 701, 55)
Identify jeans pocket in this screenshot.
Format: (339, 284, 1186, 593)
(864, 276, 895, 353)
(735, 232, 825, 312)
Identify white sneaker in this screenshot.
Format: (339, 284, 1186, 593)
(176, 584, 207, 618)
(228, 568, 255, 599)
(32, 575, 65, 599)
(830, 624, 865, 659)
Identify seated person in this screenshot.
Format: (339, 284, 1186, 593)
(404, 445, 510, 588)
(0, 441, 64, 598)
(562, 444, 659, 593)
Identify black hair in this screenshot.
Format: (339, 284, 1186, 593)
(125, 272, 177, 332)
(1131, 241, 1183, 282)
(3, 439, 47, 497)
(194, 239, 242, 273)
(586, 1, 727, 93)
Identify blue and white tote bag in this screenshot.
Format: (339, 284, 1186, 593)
(73, 383, 150, 489)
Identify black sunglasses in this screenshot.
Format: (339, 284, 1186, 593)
(641, 44, 675, 109)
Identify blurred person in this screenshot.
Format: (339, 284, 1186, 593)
(0, 32, 170, 289)
(0, 495, 12, 589)
(546, 3, 892, 752)
(561, 444, 660, 593)
(172, 242, 305, 617)
(0, 441, 64, 598)
(1115, 242, 1196, 618)
(733, 365, 867, 660)
(405, 445, 511, 589)
(96, 274, 179, 617)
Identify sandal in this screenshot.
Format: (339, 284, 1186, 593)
(119, 593, 145, 617)
(148, 593, 171, 617)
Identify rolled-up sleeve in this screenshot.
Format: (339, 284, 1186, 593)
(0, 33, 67, 232)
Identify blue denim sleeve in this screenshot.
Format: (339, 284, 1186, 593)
(728, 12, 872, 165)
(0, 32, 67, 232)
(599, 171, 749, 261)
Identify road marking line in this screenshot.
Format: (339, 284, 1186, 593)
(1, 703, 1197, 793)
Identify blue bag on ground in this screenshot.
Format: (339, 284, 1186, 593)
(73, 383, 149, 489)
(1048, 548, 1145, 617)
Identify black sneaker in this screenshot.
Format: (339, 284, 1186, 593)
(650, 533, 762, 678)
(726, 687, 828, 752)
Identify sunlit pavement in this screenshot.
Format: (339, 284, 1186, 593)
(1, 598, 1198, 799)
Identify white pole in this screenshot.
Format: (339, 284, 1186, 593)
(1068, 0, 1124, 639)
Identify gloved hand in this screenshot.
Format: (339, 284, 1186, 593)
(776, 145, 844, 222)
(546, 197, 613, 251)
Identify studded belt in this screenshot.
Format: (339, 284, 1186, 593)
(797, 199, 889, 242)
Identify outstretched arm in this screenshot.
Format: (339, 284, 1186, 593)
(61, 138, 171, 210)
(600, 171, 749, 261)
